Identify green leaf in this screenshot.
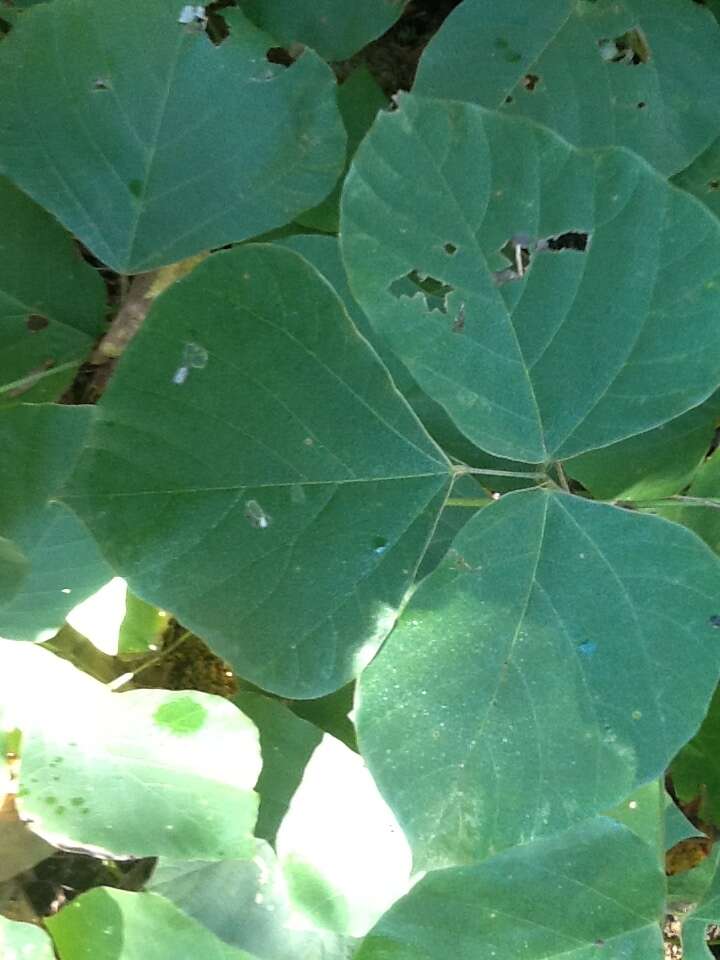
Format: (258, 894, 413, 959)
(356, 819, 665, 960)
(0, 1, 346, 273)
(672, 684, 720, 831)
(0, 916, 55, 960)
(149, 840, 353, 960)
(673, 136, 720, 222)
(0, 536, 28, 606)
(679, 851, 720, 959)
(0, 640, 260, 859)
(0, 178, 105, 405)
(566, 391, 720, 500)
(0, 404, 112, 639)
(416, 475, 490, 580)
(118, 589, 170, 656)
(235, 0, 404, 61)
(46, 888, 258, 960)
(341, 95, 720, 463)
(233, 691, 323, 844)
(296, 68, 387, 233)
(662, 450, 720, 554)
(413, 0, 720, 176)
(63, 244, 451, 698)
(288, 682, 357, 751)
(356, 489, 720, 869)
(275, 733, 412, 937)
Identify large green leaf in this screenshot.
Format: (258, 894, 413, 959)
(0, 0, 345, 273)
(233, 691, 323, 844)
(236, 0, 404, 61)
(46, 888, 258, 960)
(63, 245, 451, 698)
(0, 178, 105, 405)
(0, 404, 112, 639)
(356, 489, 720, 869)
(566, 390, 720, 501)
(663, 450, 720, 554)
(673, 136, 720, 222)
(0, 640, 260, 859)
(341, 95, 720, 463)
(413, 0, 720, 176)
(356, 818, 665, 959)
(0, 916, 55, 960)
(149, 840, 352, 960)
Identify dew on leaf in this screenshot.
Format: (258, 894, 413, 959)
(245, 499, 271, 529)
(172, 341, 207, 385)
(372, 536, 389, 555)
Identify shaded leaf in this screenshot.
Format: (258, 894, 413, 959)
(233, 691, 323, 845)
(63, 245, 451, 698)
(679, 849, 720, 959)
(672, 684, 720, 831)
(236, 0, 405, 61)
(414, 0, 720, 175)
(46, 888, 257, 960)
(0, 1, 346, 273)
(0, 178, 105, 405)
(567, 391, 720, 500)
(0, 537, 27, 606)
(674, 135, 720, 222)
(288, 682, 357, 752)
(356, 819, 665, 960)
(0, 640, 260, 859)
(149, 840, 352, 960)
(663, 450, 720, 554)
(341, 95, 720, 462)
(297, 68, 387, 233)
(356, 489, 720, 869)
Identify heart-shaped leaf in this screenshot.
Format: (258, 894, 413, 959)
(356, 488, 720, 869)
(414, 0, 720, 176)
(0, 916, 55, 960)
(1, 640, 261, 859)
(355, 819, 665, 960)
(341, 95, 720, 463)
(63, 245, 451, 698)
(0, 178, 105, 405)
(0, 0, 346, 273)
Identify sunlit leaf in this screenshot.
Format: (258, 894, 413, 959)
(357, 489, 720, 868)
(0, 915, 55, 960)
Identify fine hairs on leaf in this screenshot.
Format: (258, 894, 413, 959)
(4, 0, 720, 957)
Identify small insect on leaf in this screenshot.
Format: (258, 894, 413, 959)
(245, 499, 271, 529)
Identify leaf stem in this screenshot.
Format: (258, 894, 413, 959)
(446, 497, 493, 508)
(453, 465, 546, 480)
(619, 495, 720, 511)
(108, 629, 192, 692)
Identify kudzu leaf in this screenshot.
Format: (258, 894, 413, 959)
(63, 245, 451, 698)
(149, 840, 351, 960)
(0, 916, 55, 960)
(0, 178, 105, 405)
(356, 488, 720, 869)
(296, 67, 387, 233)
(355, 819, 665, 960)
(661, 450, 720, 554)
(0, 0, 345, 273)
(275, 734, 412, 937)
(1, 640, 260, 859)
(233, 691, 323, 845)
(341, 94, 720, 463)
(566, 389, 720, 501)
(235, 0, 404, 61)
(671, 684, 720, 832)
(673, 136, 720, 223)
(0, 405, 112, 640)
(414, 0, 720, 176)
(46, 888, 258, 960)
(679, 850, 720, 960)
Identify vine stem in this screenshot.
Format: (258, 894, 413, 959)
(446, 497, 493, 508)
(107, 629, 192, 692)
(619, 495, 720, 511)
(453, 465, 545, 479)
